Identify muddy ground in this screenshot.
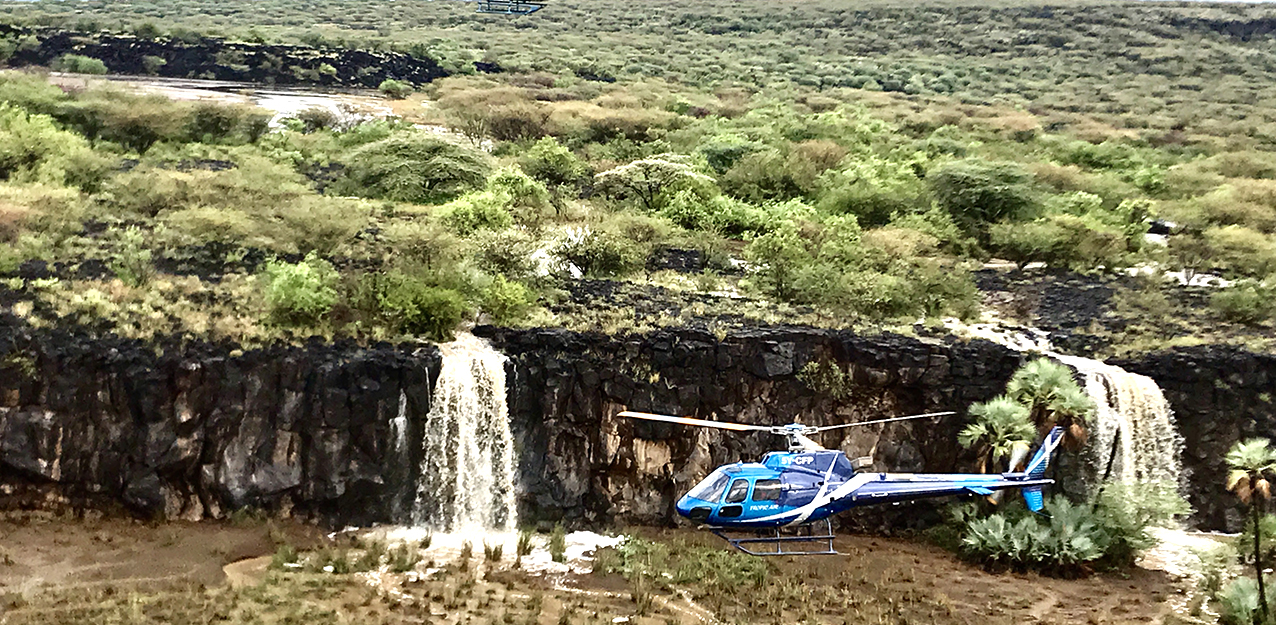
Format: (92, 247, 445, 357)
(0, 512, 1194, 625)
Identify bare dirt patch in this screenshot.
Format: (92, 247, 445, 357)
(0, 511, 320, 594)
(0, 517, 1183, 625)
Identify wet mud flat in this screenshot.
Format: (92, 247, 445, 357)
(0, 514, 1186, 625)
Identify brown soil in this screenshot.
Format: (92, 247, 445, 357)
(0, 510, 321, 594)
(0, 515, 1183, 625)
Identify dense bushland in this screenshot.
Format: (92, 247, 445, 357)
(2, 0, 1276, 343)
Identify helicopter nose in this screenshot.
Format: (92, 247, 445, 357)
(675, 495, 693, 518)
(676, 496, 712, 522)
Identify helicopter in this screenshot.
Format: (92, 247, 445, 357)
(619, 410, 1064, 555)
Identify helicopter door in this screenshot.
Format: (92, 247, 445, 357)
(718, 478, 750, 518)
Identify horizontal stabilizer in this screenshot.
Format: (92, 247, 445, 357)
(965, 486, 994, 496)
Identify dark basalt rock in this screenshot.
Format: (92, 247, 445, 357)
(0, 25, 453, 88)
(1, 317, 1272, 533)
(476, 325, 1026, 532)
(1114, 346, 1276, 532)
(0, 329, 440, 527)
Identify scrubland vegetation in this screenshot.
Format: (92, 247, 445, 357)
(0, 0, 1275, 344)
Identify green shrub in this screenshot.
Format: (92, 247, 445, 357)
(107, 226, 154, 287)
(955, 483, 1187, 575)
(262, 252, 339, 327)
(553, 227, 641, 278)
(52, 54, 108, 75)
(594, 155, 715, 212)
(1239, 514, 1276, 567)
(440, 190, 514, 236)
(929, 158, 1037, 239)
(1203, 226, 1276, 278)
(549, 523, 567, 563)
(334, 133, 490, 204)
(481, 275, 534, 325)
(518, 137, 590, 188)
(744, 219, 812, 300)
(378, 79, 414, 99)
(1212, 280, 1276, 325)
(990, 214, 1127, 270)
(816, 157, 928, 227)
(0, 103, 98, 186)
(1218, 576, 1275, 625)
(376, 274, 467, 340)
(486, 166, 553, 227)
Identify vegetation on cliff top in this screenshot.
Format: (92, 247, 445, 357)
(0, 0, 1274, 346)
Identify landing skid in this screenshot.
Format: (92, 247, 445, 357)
(709, 519, 838, 556)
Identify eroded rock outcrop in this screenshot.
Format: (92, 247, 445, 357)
(479, 325, 1025, 531)
(0, 331, 439, 527)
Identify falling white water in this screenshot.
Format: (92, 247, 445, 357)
(945, 318, 1183, 492)
(412, 333, 518, 532)
(1051, 354, 1183, 491)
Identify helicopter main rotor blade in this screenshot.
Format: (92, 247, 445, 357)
(810, 411, 956, 433)
(617, 411, 772, 432)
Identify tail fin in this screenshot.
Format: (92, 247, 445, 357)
(1022, 427, 1064, 513)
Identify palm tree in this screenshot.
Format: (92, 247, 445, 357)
(959, 396, 1035, 473)
(1005, 358, 1095, 450)
(1227, 438, 1276, 625)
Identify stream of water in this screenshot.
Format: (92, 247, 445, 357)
(411, 333, 518, 532)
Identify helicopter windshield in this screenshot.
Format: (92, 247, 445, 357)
(686, 470, 731, 502)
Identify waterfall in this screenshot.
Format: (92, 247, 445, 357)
(412, 334, 518, 532)
(1051, 354, 1183, 491)
(946, 320, 1182, 492)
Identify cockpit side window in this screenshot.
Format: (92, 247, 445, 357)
(687, 471, 731, 502)
(724, 478, 751, 504)
(751, 479, 782, 501)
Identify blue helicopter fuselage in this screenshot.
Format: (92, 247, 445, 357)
(675, 447, 1054, 529)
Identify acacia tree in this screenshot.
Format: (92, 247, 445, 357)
(1005, 358, 1094, 450)
(593, 155, 714, 212)
(959, 396, 1035, 473)
(1227, 438, 1276, 625)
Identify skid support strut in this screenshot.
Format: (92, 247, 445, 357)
(710, 519, 838, 556)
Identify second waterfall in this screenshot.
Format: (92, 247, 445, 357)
(412, 334, 518, 532)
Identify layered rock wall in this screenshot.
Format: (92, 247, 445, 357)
(0, 331, 439, 527)
(1116, 346, 1276, 531)
(478, 326, 1024, 531)
(2, 323, 1272, 532)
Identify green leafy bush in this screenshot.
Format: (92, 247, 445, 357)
(378, 79, 414, 99)
(594, 155, 715, 212)
(518, 137, 590, 188)
(481, 274, 534, 325)
(954, 482, 1187, 576)
(486, 166, 553, 227)
(929, 158, 1037, 239)
(376, 273, 467, 340)
(107, 226, 154, 287)
(334, 133, 490, 204)
(1212, 279, 1276, 325)
(1239, 514, 1276, 567)
(553, 227, 641, 278)
(0, 103, 98, 186)
(52, 54, 108, 75)
(1218, 576, 1276, 625)
(262, 252, 339, 326)
(990, 214, 1127, 270)
(440, 190, 514, 236)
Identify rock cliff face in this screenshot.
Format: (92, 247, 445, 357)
(1116, 346, 1276, 531)
(0, 330, 439, 527)
(0, 25, 463, 87)
(477, 326, 1025, 531)
(1, 323, 1272, 532)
